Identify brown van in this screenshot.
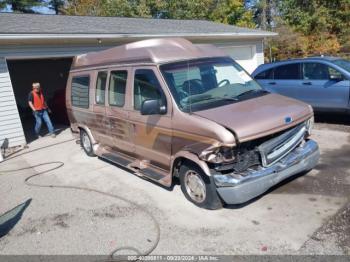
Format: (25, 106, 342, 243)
(66, 38, 319, 209)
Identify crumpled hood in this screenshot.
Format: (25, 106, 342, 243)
(193, 93, 313, 142)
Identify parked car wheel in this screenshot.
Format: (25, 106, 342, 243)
(80, 130, 95, 157)
(179, 162, 223, 210)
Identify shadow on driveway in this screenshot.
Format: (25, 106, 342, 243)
(0, 199, 32, 238)
(314, 112, 350, 133)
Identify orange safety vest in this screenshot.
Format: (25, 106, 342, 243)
(32, 91, 46, 110)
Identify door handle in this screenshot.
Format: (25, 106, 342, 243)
(303, 82, 312, 85)
(268, 82, 276, 85)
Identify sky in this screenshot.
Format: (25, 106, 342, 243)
(2, 2, 55, 14)
(32, 5, 55, 14)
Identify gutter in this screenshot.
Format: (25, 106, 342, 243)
(0, 32, 278, 40)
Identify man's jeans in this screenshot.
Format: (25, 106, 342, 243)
(33, 109, 54, 136)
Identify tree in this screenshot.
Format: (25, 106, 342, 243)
(49, 0, 65, 14)
(102, 0, 158, 18)
(63, 0, 255, 28)
(63, 0, 156, 17)
(63, 0, 107, 16)
(280, 0, 349, 47)
(210, 0, 255, 28)
(0, 0, 44, 13)
(0, 0, 6, 10)
(245, 0, 278, 30)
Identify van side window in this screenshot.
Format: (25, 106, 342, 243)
(109, 70, 127, 107)
(71, 76, 90, 109)
(95, 71, 107, 105)
(133, 69, 165, 111)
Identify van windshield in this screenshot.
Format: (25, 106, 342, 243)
(160, 57, 265, 112)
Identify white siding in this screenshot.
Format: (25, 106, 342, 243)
(0, 58, 25, 148)
(0, 44, 120, 59)
(256, 40, 264, 66)
(213, 39, 265, 73)
(0, 40, 266, 64)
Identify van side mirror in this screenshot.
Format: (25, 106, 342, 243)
(141, 99, 166, 115)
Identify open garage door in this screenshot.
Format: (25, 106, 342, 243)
(7, 57, 73, 143)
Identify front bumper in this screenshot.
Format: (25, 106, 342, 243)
(214, 139, 320, 205)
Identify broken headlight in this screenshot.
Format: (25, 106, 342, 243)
(305, 116, 314, 136)
(199, 146, 235, 164)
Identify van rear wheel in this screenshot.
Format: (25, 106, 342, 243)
(179, 162, 222, 210)
(80, 130, 95, 157)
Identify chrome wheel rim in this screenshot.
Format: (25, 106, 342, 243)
(184, 170, 206, 203)
(82, 132, 92, 152)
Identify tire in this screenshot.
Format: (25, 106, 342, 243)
(179, 162, 223, 210)
(80, 129, 95, 157)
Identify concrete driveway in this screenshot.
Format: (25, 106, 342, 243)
(0, 120, 349, 255)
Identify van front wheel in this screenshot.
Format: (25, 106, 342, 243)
(80, 130, 95, 157)
(179, 162, 222, 210)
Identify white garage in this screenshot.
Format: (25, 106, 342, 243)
(0, 13, 276, 148)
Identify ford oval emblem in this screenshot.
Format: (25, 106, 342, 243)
(285, 116, 293, 124)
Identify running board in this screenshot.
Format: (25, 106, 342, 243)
(101, 152, 132, 167)
(138, 167, 172, 187)
(99, 151, 171, 187)
(141, 168, 165, 181)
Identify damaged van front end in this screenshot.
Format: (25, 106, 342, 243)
(204, 119, 319, 204)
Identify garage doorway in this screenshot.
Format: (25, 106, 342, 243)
(7, 57, 73, 142)
(219, 45, 257, 73)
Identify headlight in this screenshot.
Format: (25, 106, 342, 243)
(199, 146, 235, 164)
(306, 116, 314, 136)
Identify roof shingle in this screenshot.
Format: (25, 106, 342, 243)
(0, 13, 275, 36)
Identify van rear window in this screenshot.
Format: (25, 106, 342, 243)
(71, 76, 90, 109)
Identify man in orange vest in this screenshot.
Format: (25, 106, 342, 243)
(28, 82, 56, 138)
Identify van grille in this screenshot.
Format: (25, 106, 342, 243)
(258, 123, 306, 167)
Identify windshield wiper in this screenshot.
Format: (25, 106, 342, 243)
(220, 97, 239, 101)
(190, 96, 238, 103)
(234, 89, 268, 99)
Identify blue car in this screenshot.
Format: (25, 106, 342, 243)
(252, 57, 350, 113)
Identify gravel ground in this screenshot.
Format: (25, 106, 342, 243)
(300, 203, 350, 255)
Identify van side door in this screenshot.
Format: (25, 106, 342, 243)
(128, 67, 173, 172)
(92, 70, 109, 144)
(105, 68, 135, 155)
